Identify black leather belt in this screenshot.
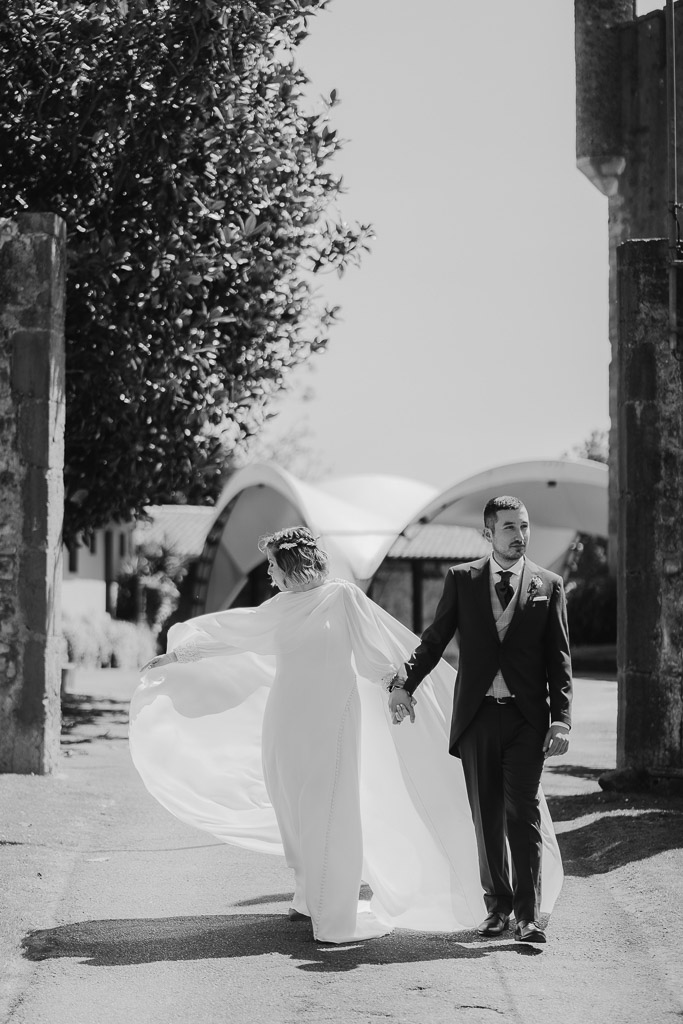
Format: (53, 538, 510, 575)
(483, 695, 515, 704)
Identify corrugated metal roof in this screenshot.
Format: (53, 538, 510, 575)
(388, 523, 490, 561)
(135, 505, 217, 559)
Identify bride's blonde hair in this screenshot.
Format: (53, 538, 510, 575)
(258, 526, 329, 587)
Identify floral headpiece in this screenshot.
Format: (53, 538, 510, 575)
(276, 535, 317, 551)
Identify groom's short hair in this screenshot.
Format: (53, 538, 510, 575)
(483, 495, 525, 530)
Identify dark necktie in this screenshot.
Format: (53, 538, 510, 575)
(495, 570, 513, 609)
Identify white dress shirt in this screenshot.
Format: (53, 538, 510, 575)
(491, 554, 524, 591)
(486, 555, 524, 698)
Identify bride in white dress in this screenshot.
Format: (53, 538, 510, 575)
(129, 527, 563, 944)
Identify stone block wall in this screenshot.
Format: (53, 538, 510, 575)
(616, 239, 683, 773)
(0, 213, 66, 773)
(575, 0, 683, 570)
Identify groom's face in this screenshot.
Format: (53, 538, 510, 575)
(485, 506, 530, 564)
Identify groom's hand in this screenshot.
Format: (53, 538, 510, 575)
(543, 723, 569, 759)
(388, 686, 416, 725)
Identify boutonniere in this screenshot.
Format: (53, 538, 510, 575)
(527, 575, 543, 597)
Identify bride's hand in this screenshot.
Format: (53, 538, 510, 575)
(140, 653, 176, 674)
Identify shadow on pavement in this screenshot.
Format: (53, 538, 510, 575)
(21, 914, 541, 972)
(231, 892, 299, 908)
(548, 791, 683, 875)
(232, 882, 374, 910)
(61, 694, 129, 746)
(544, 764, 605, 783)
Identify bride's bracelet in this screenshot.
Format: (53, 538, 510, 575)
(383, 673, 409, 694)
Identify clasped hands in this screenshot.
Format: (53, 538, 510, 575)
(388, 685, 416, 725)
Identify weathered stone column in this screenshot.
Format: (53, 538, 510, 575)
(609, 238, 683, 785)
(0, 213, 66, 774)
(575, 0, 683, 576)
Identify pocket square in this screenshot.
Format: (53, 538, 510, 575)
(532, 595, 548, 603)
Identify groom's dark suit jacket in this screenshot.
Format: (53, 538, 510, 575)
(403, 556, 572, 757)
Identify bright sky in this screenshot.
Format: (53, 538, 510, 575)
(256, 0, 663, 490)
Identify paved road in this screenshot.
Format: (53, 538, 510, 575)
(1, 672, 681, 1024)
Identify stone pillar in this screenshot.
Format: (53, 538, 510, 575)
(610, 239, 683, 784)
(575, 1, 683, 574)
(0, 213, 66, 774)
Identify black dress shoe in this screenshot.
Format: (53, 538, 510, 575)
(287, 908, 311, 922)
(477, 912, 510, 937)
(514, 920, 546, 943)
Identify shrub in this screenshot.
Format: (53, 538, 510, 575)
(565, 534, 616, 646)
(63, 611, 156, 668)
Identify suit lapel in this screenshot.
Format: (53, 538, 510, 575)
(503, 558, 533, 643)
(470, 557, 499, 641)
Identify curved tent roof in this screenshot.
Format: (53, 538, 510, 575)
(406, 458, 608, 571)
(200, 463, 437, 610)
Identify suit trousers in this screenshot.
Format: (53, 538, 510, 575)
(458, 700, 544, 923)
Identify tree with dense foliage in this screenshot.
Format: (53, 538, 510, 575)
(564, 428, 615, 647)
(565, 428, 608, 465)
(0, 0, 370, 541)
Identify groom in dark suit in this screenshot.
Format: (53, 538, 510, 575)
(389, 496, 572, 943)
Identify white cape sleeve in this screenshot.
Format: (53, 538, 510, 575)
(128, 600, 284, 854)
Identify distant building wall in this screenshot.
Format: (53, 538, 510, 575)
(369, 558, 461, 666)
(62, 523, 134, 618)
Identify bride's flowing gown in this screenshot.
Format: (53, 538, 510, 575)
(129, 578, 563, 943)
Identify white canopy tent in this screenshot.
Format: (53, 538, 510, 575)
(200, 464, 437, 611)
(197, 459, 608, 612)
